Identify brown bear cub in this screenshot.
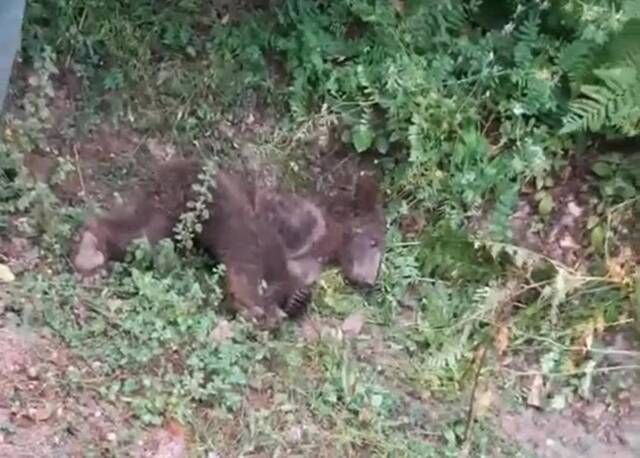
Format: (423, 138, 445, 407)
(72, 159, 304, 330)
(71, 158, 386, 329)
(255, 171, 386, 289)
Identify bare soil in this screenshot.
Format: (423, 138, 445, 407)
(497, 330, 640, 457)
(0, 323, 188, 457)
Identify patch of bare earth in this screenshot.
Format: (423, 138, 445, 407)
(466, 152, 640, 455)
(0, 237, 191, 456)
(0, 234, 190, 455)
(470, 156, 596, 268)
(0, 322, 195, 457)
(494, 328, 640, 458)
(498, 387, 640, 457)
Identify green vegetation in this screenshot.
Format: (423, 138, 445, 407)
(2, 0, 640, 455)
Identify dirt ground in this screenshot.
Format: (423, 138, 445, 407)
(1, 302, 640, 457)
(2, 225, 640, 457)
(0, 322, 191, 457)
(498, 332, 640, 458)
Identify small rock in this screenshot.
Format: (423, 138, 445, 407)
(211, 320, 234, 343)
(320, 325, 343, 342)
(26, 402, 54, 422)
(527, 374, 544, 408)
(567, 200, 583, 217)
(26, 366, 38, 380)
(106, 432, 117, 442)
(288, 425, 303, 443)
(341, 310, 366, 337)
(0, 264, 15, 283)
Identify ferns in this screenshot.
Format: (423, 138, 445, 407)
(414, 281, 510, 373)
(561, 65, 640, 134)
(559, 13, 640, 135)
(513, 14, 540, 67)
(558, 40, 598, 87)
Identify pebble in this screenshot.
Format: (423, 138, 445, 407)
(26, 366, 38, 380)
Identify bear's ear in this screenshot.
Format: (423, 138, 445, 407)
(353, 171, 381, 215)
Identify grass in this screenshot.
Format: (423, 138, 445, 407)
(2, 1, 640, 456)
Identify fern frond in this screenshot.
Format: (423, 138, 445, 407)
(622, 0, 640, 19)
(514, 14, 540, 45)
(512, 14, 540, 67)
(487, 185, 519, 242)
(422, 324, 471, 370)
(558, 40, 597, 85)
(561, 65, 640, 134)
(438, 2, 468, 31)
(419, 282, 507, 373)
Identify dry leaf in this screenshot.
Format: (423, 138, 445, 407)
(474, 384, 493, 417)
(571, 324, 594, 365)
(527, 374, 544, 408)
(149, 420, 189, 458)
(594, 312, 606, 336)
(341, 310, 365, 336)
(607, 247, 634, 284)
(211, 320, 234, 343)
(399, 213, 424, 238)
(580, 327, 594, 355)
(607, 260, 627, 283)
(301, 318, 320, 343)
(390, 0, 405, 14)
(26, 402, 54, 422)
(26, 366, 39, 380)
(0, 264, 15, 283)
(558, 234, 580, 250)
(494, 324, 510, 356)
(146, 138, 176, 161)
(567, 200, 583, 218)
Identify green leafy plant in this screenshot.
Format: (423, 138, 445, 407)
(173, 158, 219, 252)
(19, 242, 267, 425)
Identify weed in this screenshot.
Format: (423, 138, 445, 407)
(13, 241, 265, 426)
(173, 159, 219, 252)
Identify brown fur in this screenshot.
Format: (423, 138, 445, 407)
(71, 158, 386, 327)
(71, 159, 198, 276)
(338, 172, 386, 286)
(198, 170, 303, 328)
(254, 171, 386, 288)
(71, 200, 176, 274)
(71, 159, 307, 329)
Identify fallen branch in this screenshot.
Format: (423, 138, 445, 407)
(462, 345, 487, 444)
